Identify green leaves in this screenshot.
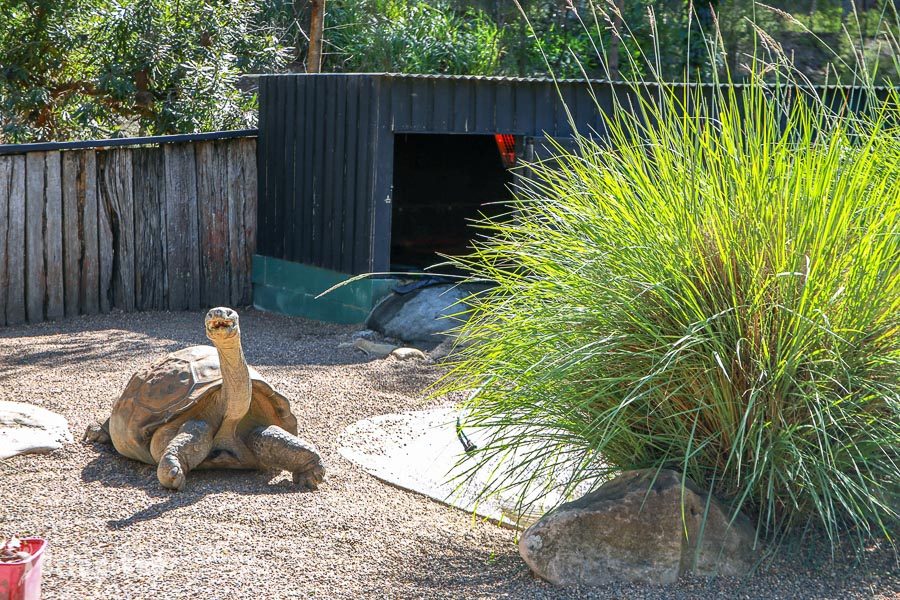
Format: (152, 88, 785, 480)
(0, 0, 291, 142)
(325, 0, 502, 76)
(3, 1, 897, 142)
(441, 35, 900, 550)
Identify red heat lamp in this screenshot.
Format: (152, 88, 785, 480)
(494, 134, 516, 168)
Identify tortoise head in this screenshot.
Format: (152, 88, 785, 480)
(205, 307, 240, 345)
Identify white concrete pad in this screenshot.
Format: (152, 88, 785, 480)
(338, 407, 595, 528)
(0, 401, 73, 459)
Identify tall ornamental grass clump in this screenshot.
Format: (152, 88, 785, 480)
(443, 50, 899, 547)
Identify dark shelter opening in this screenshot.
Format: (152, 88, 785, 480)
(390, 133, 515, 272)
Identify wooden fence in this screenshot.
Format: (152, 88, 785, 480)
(0, 136, 257, 327)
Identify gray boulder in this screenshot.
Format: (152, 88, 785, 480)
(366, 283, 487, 344)
(519, 469, 757, 586)
(0, 401, 72, 459)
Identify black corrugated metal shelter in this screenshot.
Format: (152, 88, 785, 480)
(256, 73, 886, 276)
(255, 73, 627, 276)
(253, 73, 885, 322)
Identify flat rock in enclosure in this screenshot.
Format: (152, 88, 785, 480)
(519, 469, 757, 586)
(365, 283, 490, 344)
(0, 401, 72, 459)
(338, 407, 593, 528)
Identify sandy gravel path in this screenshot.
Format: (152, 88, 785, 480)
(1, 309, 896, 599)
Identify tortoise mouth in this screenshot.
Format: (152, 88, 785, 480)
(206, 317, 235, 331)
(205, 307, 240, 341)
(205, 317, 239, 341)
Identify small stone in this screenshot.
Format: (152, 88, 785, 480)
(518, 469, 757, 586)
(390, 347, 427, 361)
(352, 338, 398, 358)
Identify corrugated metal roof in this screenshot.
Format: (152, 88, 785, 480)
(259, 72, 896, 91)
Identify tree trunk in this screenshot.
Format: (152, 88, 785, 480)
(307, 0, 325, 73)
(841, 0, 854, 23)
(608, 0, 624, 80)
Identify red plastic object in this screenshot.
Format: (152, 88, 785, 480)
(494, 133, 517, 168)
(0, 538, 46, 600)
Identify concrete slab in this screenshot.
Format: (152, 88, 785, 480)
(0, 401, 72, 459)
(338, 407, 598, 528)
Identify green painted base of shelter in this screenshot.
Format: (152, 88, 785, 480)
(252, 255, 394, 324)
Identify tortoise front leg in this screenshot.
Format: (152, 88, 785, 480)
(248, 426, 325, 490)
(157, 419, 215, 491)
(83, 418, 111, 444)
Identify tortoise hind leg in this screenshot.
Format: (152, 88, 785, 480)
(248, 426, 325, 490)
(156, 419, 215, 491)
(83, 418, 111, 444)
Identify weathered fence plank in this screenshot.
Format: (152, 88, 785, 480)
(2, 136, 256, 326)
(25, 153, 46, 322)
(97, 155, 113, 313)
(1, 155, 25, 325)
(0, 159, 7, 326)
(133, 148, 167, 311)
(62, 150, 100, 316)
(196, 141, 230, 307)
(241, 138, 257, 305)
(78, 151, 99, 315)
(99, 149, 135, 312)
(43, 151, 64, 320)
(164, 143, 200, 311)
(226, 143, 243, 306)
(62, 152, 81, 317)
(227, 138, 257, 306)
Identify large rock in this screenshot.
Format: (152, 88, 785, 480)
(366, 283, 487, 344)
(0, 401, 72, 459)
(519, 469, 757, 585)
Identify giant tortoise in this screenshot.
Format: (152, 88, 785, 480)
(84, 307, 324, 491)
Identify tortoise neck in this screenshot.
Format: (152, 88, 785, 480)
(214, 336, 251, 424)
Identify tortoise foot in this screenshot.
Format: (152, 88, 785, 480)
(249, 425, 325, 491)
(157, 454, 186, 491)
(292, 461, 325, 490)
(153, 419, 214, 491)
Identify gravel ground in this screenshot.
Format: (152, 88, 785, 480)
(1, 309, 897, 599)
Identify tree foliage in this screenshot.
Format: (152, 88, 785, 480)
(2, 0, 897, 142)
(319, 0, 899, 81)
(0, 0, 290, 142)
(325, 0, 502, 75)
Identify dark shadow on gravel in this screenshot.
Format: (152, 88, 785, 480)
(0, 308, 381, 369)
(81, 448, 318, 530)
(392, 537, 531, 598)
(387, 514, 898, 600)
(0, 338, 185, 381)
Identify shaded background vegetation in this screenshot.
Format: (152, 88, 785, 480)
(1, 0, 898, 142)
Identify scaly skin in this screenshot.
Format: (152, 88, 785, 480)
(205, 307, 253, 465)
(248, 425, 325, 490)
(83, 418, 111, 444)
(157, 419, 215, 490)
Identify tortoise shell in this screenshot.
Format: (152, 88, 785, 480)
(109, 345, 297, 464)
